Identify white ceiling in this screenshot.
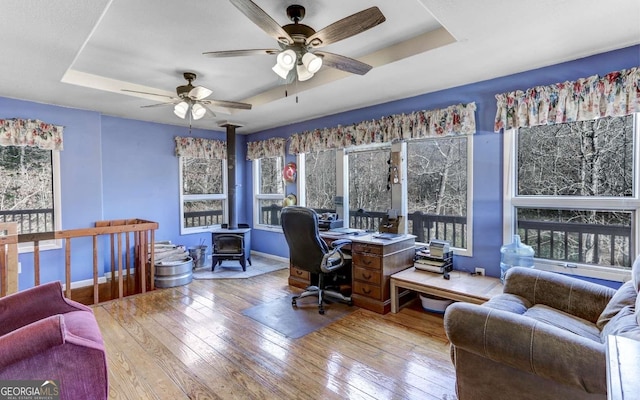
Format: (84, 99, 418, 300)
(1, 0, 639, 134)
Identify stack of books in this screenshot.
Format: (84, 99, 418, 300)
(414, 249, 453, 274)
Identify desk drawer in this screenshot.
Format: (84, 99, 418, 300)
(290, 266, 310, 280)
(353, 281, 382, 300)
(353, 266, 381, 285)
(352, 252, 382, 270)
(352, 243, 383, 255)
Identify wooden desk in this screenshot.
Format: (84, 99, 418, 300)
(289, 232, 416, 314)
(390, 268, 503, 313)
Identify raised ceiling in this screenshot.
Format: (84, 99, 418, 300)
(1, 0, 639, 133)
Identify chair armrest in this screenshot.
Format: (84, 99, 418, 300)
(0, 315, 65, 370)
(321, 239, 352, 273)
(0, 281, 90, 336)
(503, 267, 615, 323)
(444, 302, 607, 394)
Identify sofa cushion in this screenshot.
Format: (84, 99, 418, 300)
(523, 304, 601, 342)
(597, 281, 637, 330)
(601, 305, 640, 342)
(483, 293, 531, 315)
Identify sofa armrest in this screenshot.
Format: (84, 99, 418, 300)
(503, 267, 615, 323)
(0, 315, 65, 370)
(444, 302, 607, 394)
(0, 281, 90, 336)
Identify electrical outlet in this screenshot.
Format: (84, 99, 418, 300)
(475, 267, 485, 276)
(18, 262, 21, 274)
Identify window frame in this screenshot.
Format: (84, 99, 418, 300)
(252, 156, 286, 232)
(15, 149, 63, 253)
(297, 137, 474, 257)
(406, 135, 474, 256)
(178, 156, 228, 235)
(502, 115, 640, 282)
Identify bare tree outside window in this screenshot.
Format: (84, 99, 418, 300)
(515, 115, 635, 268)
(181, 158, 225, 229)
(305, 150, 336, 213)
(349, 148, 391, 213)
(256, 156, 285, 226)
(407, 137, 468, 247)
(0, 146, 54, 234)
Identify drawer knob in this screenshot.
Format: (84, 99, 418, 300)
(296, 270, 303, 276)
(363, 259, 372, 265)
(363, 288, 371, 294)
(363, 273, 372, 280)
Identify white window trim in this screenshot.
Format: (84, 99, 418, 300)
(503, 123, 639, 283)
(252, 158, 284, 232)
(19, 150, 62, 253)
(178, 157, 228, 235)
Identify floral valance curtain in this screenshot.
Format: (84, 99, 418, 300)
(0, 118, 64, 150)
(288, 102, 476, 154)
(494, 67, 639, 132)
(174, 136, 226, 159)
(247, 137, 286, 160)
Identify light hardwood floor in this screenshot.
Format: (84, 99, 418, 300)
(93, 266, 458, 400)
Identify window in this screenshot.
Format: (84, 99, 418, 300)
(347, 146, 391, 231)
(179, 157, 227, 234)
(304, 150, 336, 214)
(407, 136, 471, 252)
(253, 156, 285, 228)
(0, 145, 61, 251)
(504, 114, 639, 280)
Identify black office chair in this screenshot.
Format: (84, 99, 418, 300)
(281, 206, 353, 314)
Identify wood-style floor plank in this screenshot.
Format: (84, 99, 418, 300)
(93, 263, 458, 400)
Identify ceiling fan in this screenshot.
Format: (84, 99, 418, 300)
(203, 0, 386, 82)
(122, 72, 252, 120)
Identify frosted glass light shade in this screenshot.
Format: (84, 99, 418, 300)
(191, 103, 206, 120)
(296, 64, 314, 81)
(173, 101, 188, 119)
(302, 52, 322, 73)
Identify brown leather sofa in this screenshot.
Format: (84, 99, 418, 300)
(444, 256, 640, 400)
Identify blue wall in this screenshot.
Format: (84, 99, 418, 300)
(245, 45, 639, 288)
(1, 45, 637, 290)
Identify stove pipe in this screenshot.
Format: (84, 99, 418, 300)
(222, 122, 240, 230)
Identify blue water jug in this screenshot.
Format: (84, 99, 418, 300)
(500, 235, 534, 283)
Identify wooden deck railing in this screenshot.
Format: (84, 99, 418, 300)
(0, 218, 158, 304)
(0, 222, 19, 297)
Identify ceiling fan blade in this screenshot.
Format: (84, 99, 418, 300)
(203, 49, 279, 58)
(121, 89, 177, 99)
(202, 99, 252, 110)
(140, 101, 178, 108)
(306, 7, 386, 48)
(189, 86, 213, 100)
(315, 51, 373, 75)
(202, 105, 217, 118)
(230, 0, 294, 45)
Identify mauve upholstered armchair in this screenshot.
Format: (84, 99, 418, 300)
(0, 281, 108, 400)
(444, 257, 640, 400)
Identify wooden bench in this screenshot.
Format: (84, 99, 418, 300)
(390, 267, 503, 313)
